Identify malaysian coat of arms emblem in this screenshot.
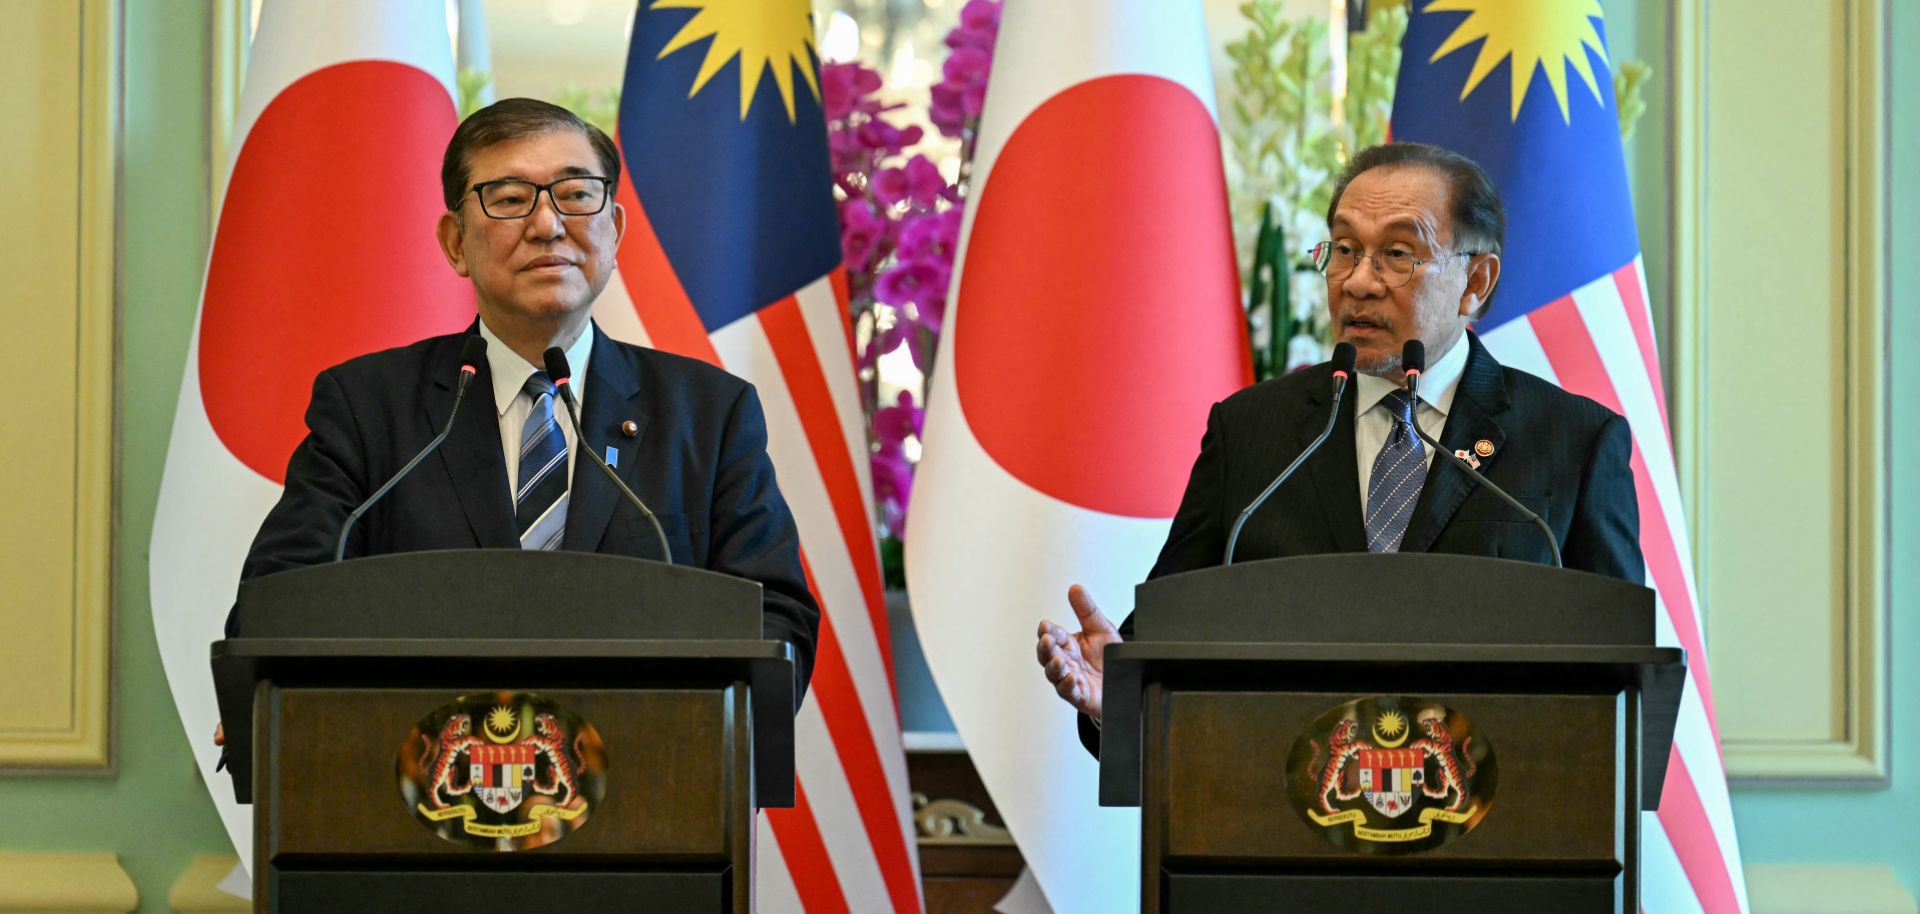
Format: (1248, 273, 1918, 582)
(396, 692, 607, 850)
(1285, 696, 1496, 854)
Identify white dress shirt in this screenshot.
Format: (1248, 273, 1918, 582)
(1352, 335, 1469, 509)
(477, 318, 595, 501)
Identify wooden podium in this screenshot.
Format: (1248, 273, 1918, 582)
(212, 550, 795, 914)
(1099, 554, 1686, 913)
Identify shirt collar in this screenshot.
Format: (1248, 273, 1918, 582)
(477, 317, 595, 416)
(1354, 331, 1471, 419)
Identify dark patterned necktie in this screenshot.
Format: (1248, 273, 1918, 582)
(515, 371, 569, 550)
(1364, 388, 1425, 553)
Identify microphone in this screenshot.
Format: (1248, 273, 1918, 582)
(1398, 339, 1562, 568)
(1223, 342, 1357, 565)
(542, 346, 674, 566)
(1401, 338, 1425, 396)
(334, 335, 487, 562)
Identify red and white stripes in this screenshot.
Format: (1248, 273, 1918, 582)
(1482, 257, 1749, 914)
(602, 259, 921, 913)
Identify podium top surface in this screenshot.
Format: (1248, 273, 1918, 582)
(232, 549, 761, 640)
(1135, 553, 1657, 645)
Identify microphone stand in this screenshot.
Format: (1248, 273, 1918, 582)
(1223, 344, 1357, 565)
(334, 338, 486, 562)
(1404, 369, 1563, 568)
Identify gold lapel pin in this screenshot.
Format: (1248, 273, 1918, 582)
(1473, 439, 1495, 458)
(621, 419, 639, 438)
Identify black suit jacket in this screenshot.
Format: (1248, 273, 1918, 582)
(233, 322, 821, 694)
(1080, 332, 1642, 752)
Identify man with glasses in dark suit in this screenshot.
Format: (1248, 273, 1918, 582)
(1037, 143, 1644, 752)
(228, 97, 819, 697)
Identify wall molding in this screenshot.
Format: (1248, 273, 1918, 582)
(1667, 0, 1709, 595)
(1677, 0, 1890, 784)
(0, 0, 120, 773)
(207, 0, 248, 212)
(0, 852, 137, 914)
(169, 854, 249, 914)
(1746, 864, 1917, 914)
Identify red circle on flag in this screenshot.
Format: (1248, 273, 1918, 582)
(954, 75, 1249, 518)
(200, 61, 473, 484)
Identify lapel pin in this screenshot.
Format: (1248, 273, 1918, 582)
(605, 446, 619, 468)
(1453, 448, 1482, 470)
(620, 419, 639, 438)
(1473, 439, 1495, 458)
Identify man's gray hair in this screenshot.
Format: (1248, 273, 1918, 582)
(1326, 142, 1506, 317)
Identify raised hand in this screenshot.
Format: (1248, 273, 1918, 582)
(1035, 584, 1122, 722)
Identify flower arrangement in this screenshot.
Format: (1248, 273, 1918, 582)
(1224, 0, 1408, 381)
(824, 0, 1001, 577)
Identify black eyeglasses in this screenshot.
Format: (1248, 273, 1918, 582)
(465, 176, 614, 219)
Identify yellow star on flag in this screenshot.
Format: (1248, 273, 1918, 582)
(1426, 0, 1610, 123)
(655, 0, 823, 122)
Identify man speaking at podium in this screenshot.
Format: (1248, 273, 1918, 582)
(1036, 143, 1643, 749)
(228, 98, 820, 693)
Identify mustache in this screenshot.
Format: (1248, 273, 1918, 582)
(1338, 312, 1394, 330)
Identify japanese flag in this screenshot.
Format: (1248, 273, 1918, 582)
(150, 0, 471, 867)
(904, 0, 1251, 910)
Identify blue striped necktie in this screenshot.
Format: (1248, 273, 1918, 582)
(1365, 388, 1426, 553)
(515, 371, 570, 551)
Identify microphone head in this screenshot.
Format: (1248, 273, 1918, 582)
(1401, 339, 1426, 376)
(458, 334, 487, 375)
(542, 346, 572, 386)
(1329, 342, 1357, 380)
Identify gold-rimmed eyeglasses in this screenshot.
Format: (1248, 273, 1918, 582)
(1311, 240, 1474, 288)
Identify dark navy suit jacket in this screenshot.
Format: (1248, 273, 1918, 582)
(233, 322, 820, 694)
(1080, 332, 1643, 753)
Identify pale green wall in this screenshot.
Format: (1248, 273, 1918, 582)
(1, 2, 1914, 910)
(0, 2, 235, 911)
(1724, 0, 1920, 894)
(1604, 0, 1919, 893)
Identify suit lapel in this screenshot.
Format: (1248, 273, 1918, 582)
(427, 330, 519, 548)
(1303, 369, 1368, 553)
(561, 326, 652, 552)
(1402, 333, 1509, 554)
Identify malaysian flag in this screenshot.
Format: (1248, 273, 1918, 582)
(1393, 2, 1747, 911)
(599, 2, 921, 911)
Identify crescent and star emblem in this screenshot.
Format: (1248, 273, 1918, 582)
(1372, 710, 1410, 748)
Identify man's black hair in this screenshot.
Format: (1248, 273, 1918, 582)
(440, 97, 620, 212)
